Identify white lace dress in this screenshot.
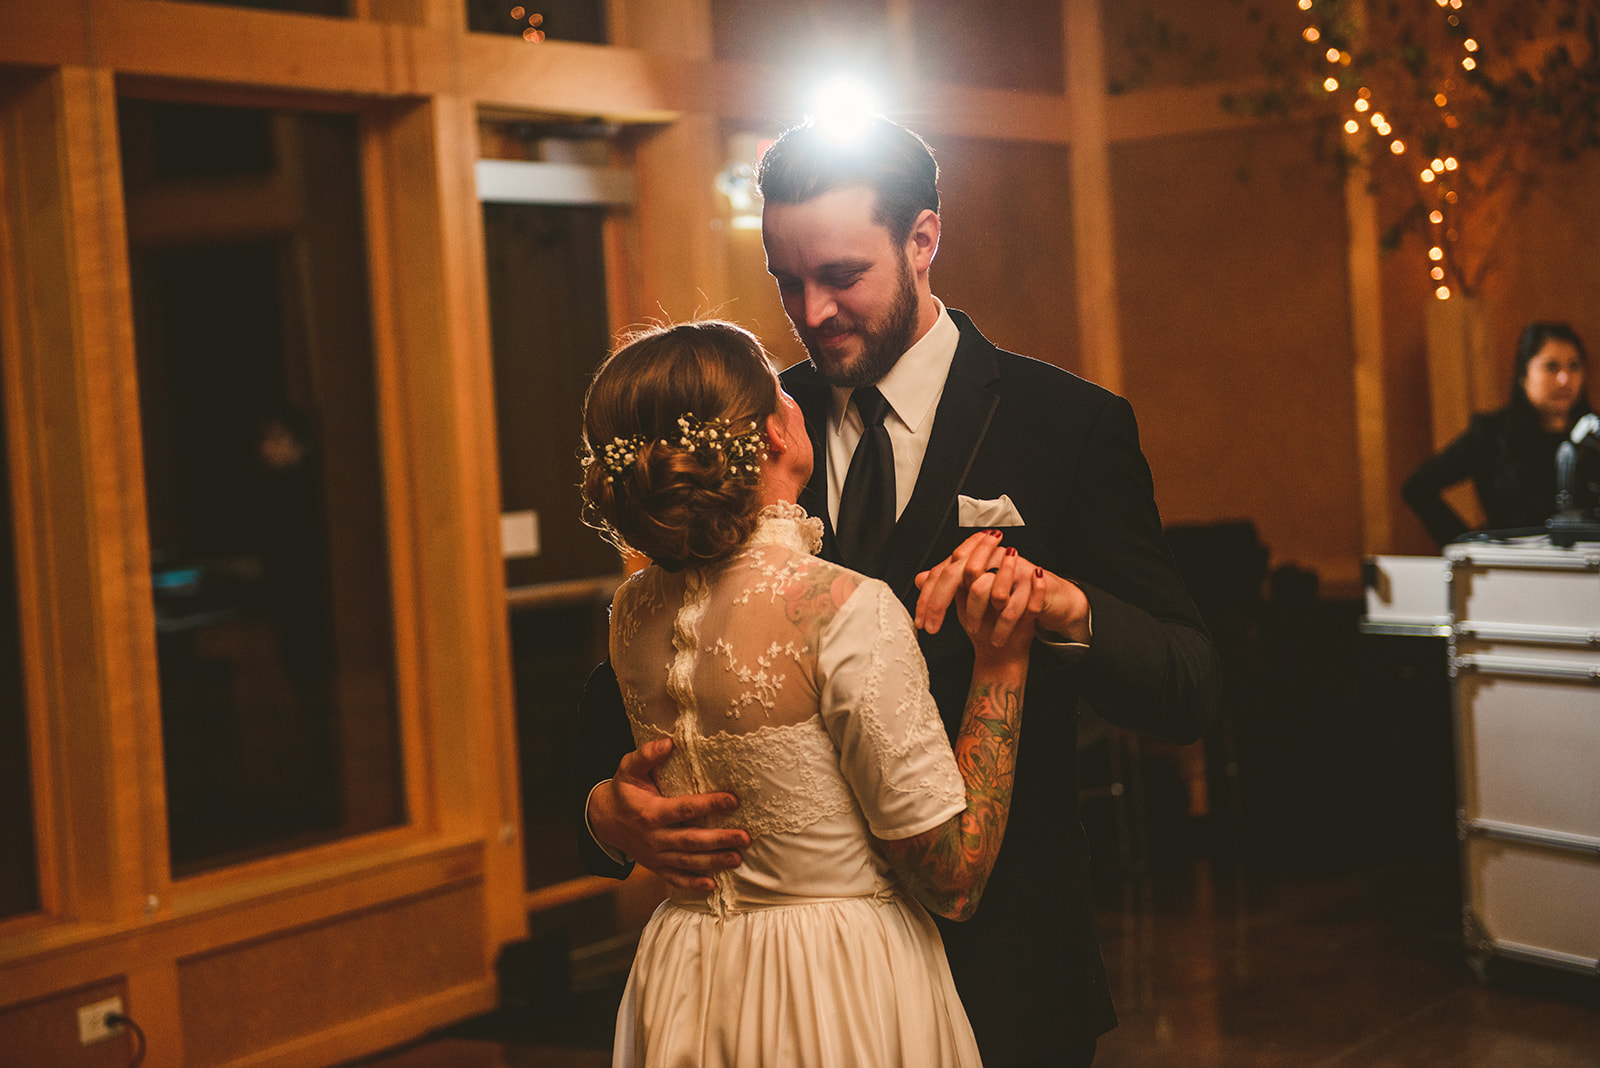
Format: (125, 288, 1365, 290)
(609, 503, 982, 1068)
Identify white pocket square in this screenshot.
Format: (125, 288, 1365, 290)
(958, 494, 1025, 527)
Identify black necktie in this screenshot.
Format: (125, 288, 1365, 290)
(836, 386, 896, 574)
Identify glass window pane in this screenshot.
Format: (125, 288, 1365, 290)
(508, 602, 607, 889)
(0, 370, 41, 920)
(466, 0, 606, 44)
(119, 99, 404, 875)
(484, 202, 619, 589)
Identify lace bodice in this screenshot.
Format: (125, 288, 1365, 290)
(610, 503, 965, 912)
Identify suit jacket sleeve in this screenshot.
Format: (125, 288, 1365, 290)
(571, 659, 636, 880)
(1067, 395, 1219, 744)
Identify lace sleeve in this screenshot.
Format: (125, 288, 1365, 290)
(816, 579, 965, 840)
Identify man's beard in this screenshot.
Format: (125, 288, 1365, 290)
(799, 257, 919, 389)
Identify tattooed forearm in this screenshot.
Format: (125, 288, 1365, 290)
(879, 673, 1026, 921)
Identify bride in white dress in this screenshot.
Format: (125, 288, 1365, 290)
(581, 321, 1043, 1068)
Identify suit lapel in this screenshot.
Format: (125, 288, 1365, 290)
(880, 314, 1000, 600)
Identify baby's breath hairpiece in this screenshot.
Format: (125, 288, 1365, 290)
(595, 413, 765, 485)
(599, 434, 647, 484)
(676, 413, 763, 479)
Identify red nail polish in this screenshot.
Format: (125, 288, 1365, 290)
(1006, 547, 1017, 556)
(1035, 567, 1044, 577)
(988, 528, 1002, 537)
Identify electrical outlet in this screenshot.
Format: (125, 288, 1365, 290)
(77, 996, 123, 1046)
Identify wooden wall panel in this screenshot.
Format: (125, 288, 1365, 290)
(1377, 228, 1438, 555)
(1111, 124, 1365, 587)
(926, 135, 1083, 375)
(0, 980, 134, 1068)
(1101, 0, 1301, 94)
(1477, 152, 1600, 405)
(721, 223, 803, 368)
(177, 884, 484, 1066)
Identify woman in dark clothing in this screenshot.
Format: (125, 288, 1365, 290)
(1403, 321, 1595, 547)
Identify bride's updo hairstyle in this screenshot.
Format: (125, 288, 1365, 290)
(582, 320, 779, 570)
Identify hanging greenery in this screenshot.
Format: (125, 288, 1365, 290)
(1218, 0, 1600, 298)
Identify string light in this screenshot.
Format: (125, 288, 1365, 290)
(1304, 0, 1482, 298)
(511, 7, 545, 42)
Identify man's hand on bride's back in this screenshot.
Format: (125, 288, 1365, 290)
(588, 737, 750, 892)
(913, 530, 1047, 661)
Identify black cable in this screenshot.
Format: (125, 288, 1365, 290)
(103, 1012, 147, 1068)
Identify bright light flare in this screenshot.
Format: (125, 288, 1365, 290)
(806, 77, 883, 142)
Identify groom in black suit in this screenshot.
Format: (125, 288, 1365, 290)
(579, 117, 1218, 1067)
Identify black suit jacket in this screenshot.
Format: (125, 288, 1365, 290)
(575, 309, 1218, 1065)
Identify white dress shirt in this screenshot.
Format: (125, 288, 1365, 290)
(826, 299, 961, 528)
(825, 300, 1091, 651)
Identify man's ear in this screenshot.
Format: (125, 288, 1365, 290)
(764, 411, 787, 456)
(907, 208, 941, 271)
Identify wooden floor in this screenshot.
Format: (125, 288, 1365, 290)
(1092, 851, 1600, 1067)
(345, 840, 1600, 1068)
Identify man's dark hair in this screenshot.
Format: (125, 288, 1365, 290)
(756, 117, 940, 246)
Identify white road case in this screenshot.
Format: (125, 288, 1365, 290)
(1361, 555, 1450, 636)
(1444, 541, 1600, 977)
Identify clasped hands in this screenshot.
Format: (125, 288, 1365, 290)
(586, 531, 1087, 891)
